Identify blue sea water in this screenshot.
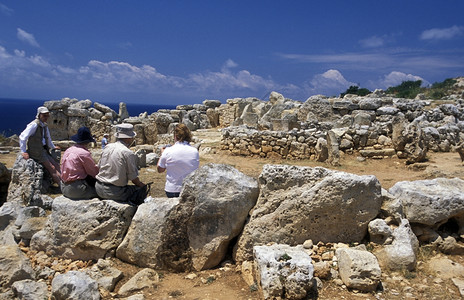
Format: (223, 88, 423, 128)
(0, 98, 176, 137)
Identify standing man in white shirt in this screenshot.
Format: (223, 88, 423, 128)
(157, 123, 200, 198)
(19, 106, 61, 185)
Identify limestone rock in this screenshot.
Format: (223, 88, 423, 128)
(392, 117, 427, 163)
(336, 247, 381, 292)
(7, 155, 50, 207)
(182, 163, 259, 271)
(116, 198, 180, 269)
(298, 96, 334, 123)
(119, 102, 130, 120)
(51, 271, 100, 300)
(12, 279, 49, 300)
(31, 197, 136, 261)
(234, 165, 382, 262)
(253, 244, 314, 300)
(368, 218, 393, 244)
(0, 245, 35, 290)
(389, 178, 464, 227)
(85, 259, 123, 292)
(118, 268, 159, 297)
(375, 219, 419, 271)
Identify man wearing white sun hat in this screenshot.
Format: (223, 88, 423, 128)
(95, 123, 147, 204)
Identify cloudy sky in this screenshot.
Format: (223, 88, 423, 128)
(1, 1, 463, 105)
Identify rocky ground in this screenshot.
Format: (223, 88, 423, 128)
(1, 129, 464, 299)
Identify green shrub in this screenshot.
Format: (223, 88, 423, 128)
(386, 80, 422, 98)
(340, 85, 371, 98)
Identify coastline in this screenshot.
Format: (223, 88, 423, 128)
(0, 98, 176, 136)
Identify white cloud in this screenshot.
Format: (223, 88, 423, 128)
(224, 59, 238, 69)
(303, 69, 356, 97)
(0, 44, 285, 100)
(359, 36, 385, 48)
(17, 28, 40, 47)
(369, 71, 427, 90)
(420, 25, 464, 40)
(0, 3, 13, 16)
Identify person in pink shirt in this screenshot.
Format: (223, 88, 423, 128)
(60, 127, 99, 199)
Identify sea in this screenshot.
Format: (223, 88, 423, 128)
(0, 98, 177, 137)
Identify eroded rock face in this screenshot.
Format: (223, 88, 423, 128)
(336, 247, 381, 292)
(181, 163, 259, 271)
(389, 178, 464, 228)
(392, 117, 427, 163)
(118, 164, 258, 272)
(375, 219, 419, 271)
(51, 271, 100, 300)
(254, 244, 314, 300)
(30, 196, 136, 261)
(0, 245, 35, 291)
(234, 165, 382, 262)
(7, 155, 51, 207)
(116, 198, 181, 269)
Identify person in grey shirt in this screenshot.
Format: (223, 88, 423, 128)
(95, 124, 146, 203)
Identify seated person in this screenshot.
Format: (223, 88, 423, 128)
(95, 124, 146, 203)
(157, 123, 200, 198)
(19, 106, 61, 185)
(60, 127, 99, 200)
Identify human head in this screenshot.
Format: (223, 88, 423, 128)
(114, 123, 136, 139)
(174, 123, 192, 143)
(36, 106, 50, 122)
(71, 127, 96, 145)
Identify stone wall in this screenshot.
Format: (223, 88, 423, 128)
(219, 92, 464, 161)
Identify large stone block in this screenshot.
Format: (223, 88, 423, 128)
(234, 165, 382, 262)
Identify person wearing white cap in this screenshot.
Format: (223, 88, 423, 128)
(19, 106, 61, 185)
(95, 123, 147, 204)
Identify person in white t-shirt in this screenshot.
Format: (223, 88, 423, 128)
(157, 123, 199, 198)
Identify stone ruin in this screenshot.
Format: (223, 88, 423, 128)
(220, 91, 464, 166)
(30, 86, 464, 170)
(1, 155, 464, 298)
(1, 86, 464, 299)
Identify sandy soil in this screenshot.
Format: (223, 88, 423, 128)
(1, 129, 463, 299)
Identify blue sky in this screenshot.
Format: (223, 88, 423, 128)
(0, 1, 463, 105)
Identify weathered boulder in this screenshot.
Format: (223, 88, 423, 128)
(116, 198, 180, 269)
(7, 155, 52, 207)
(51, 271, 100, 300)
(314, 137, 328, 162)
(119, 102, 130, 120)
(84, 259, 123, 292)
(118, 164, 258, 272)
(253, 244, 314, 300)
(375, 219, 419, 271)
(327, 129, 343, 166)
(298, 95, 334, 123)
(392, 116, 427, 163)
(12, 279, 49, 300)
(336, 247, 381, 292)
(0, 245, 35, 291)
(368, 218, 393, 244)
(234, 165, 382, 262)
(30, 196, 136, 261)
(203, 99, 222, 109)
(117, 268, 159, 297)
(181, 164, 259, 271)
(388, 178, 464, 228)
